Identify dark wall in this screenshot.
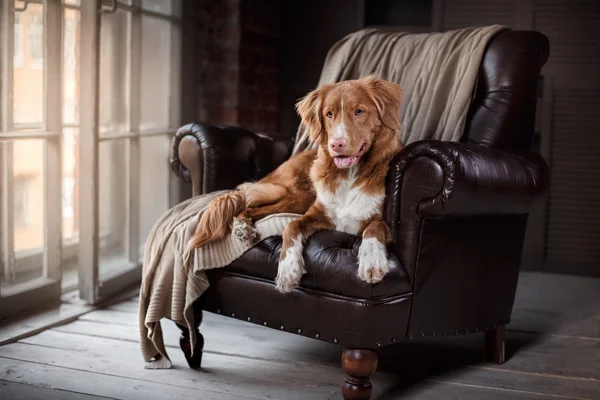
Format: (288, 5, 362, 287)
(278, 0, 365, 138)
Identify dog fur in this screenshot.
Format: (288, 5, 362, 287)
(186, 75, 404, 293)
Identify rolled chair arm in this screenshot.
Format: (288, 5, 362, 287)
(384, 140, 549, 233)
(170, 123, 294, 196)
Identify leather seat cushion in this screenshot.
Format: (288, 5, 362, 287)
(226, 230, 412, 300)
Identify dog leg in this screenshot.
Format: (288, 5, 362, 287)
(232, 213, 259, 244)
(358, 217, 391, 284)
(276, 203, 334, 293)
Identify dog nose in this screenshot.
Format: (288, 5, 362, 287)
(330, 138, 347, 152)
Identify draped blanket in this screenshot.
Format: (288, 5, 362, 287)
(139, 25, 506, 369)
(139, 190, 299, 369)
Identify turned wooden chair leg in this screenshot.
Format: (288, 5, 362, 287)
(341, 348, 378, 400)
(485, 325, 506, 364)
(176, 302, 205, 369)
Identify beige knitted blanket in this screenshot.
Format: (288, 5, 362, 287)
(292, 25, 507, 154)
(138, 189, 299, 369)
(139, 25, 506, 369)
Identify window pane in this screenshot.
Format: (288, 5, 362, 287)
(63, 127, 79, 242)
(140, 16, 171, 132)
(64, 8, 80, 125)
(139, 135, 170, 260)
(142, 0, 181, 15)
(13, 3, 45, 126)
(63, 0, 81, 5)
(99, 139, 129, 279)
(99, 10, 130, 137)
(13, 140, 45, 254)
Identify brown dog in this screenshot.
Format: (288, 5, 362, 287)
(185, 76, 403, 293)
(275, 75, 403, 292)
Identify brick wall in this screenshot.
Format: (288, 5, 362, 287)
(194, 0, 280, 133)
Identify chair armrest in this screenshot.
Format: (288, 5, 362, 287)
(170, 123, 293, 196)
(384, 140, 549, 226)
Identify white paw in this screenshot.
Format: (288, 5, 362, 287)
(357, 237, 390, 284)
(232, 217, 258, 244)
(275, 239, 305, 293)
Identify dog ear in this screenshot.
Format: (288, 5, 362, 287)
(362, 75, 403, 132)
(296, 86, 328, 142)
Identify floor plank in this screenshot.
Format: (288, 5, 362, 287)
(0, 302, 93, 346)
(0, 380, 114, 400)
(0, 361, 252, 400)
(20, 329, 600, 400)
(58, 309, 600, 381)
(0, 340, 340, 400)
(56, 314, 342, 367)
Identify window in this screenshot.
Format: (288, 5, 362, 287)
(28, 13, 44, 68)
(1, 0, 182, 317)
(14, 175, 35, 228)
(14, 13, 22, 67)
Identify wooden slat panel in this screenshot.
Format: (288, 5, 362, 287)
(546, 88, 600, 275)
(534, 0, 600, 64)
(442, 0, 516, 31)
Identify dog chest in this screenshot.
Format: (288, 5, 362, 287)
(316, 177, 384, 235)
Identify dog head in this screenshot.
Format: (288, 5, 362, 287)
(296, 75, 403, 169)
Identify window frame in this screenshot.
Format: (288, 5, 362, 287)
(1, 0, 183, 314)
(1, 0, 63, 319)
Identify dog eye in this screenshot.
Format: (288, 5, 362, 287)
(326, 111, 333, 118)
(355, 109, 364, 116)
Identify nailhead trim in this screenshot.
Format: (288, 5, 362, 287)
(408, 334, 413, 340)
(263, 321, 268, 326)
(376, 341, 381, 347)
(432, 332, 436, 337)
(297, 329, 302, 334)
(333, 338, 338, 344)
(280, 325, 285, 330)
(247, 317, 252, 322)
(420, 332, 425, 337)
(217, 309, 221, 314)
(315, 333, 320, 339)
(443, 331, 447, 336)
(231, 313, 236, 317)
(391, 337, 396, 343)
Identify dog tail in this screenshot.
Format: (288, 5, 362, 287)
(185, 190, 247, 254)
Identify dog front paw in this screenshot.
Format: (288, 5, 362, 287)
(232, 217, 258, 244)
(357, 238, 390, 284)
(275, 241, 305, 293)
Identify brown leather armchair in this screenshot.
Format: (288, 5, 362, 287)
(170, 29, 550, 400)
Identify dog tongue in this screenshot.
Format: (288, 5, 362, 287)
(334, 156, 358, 168)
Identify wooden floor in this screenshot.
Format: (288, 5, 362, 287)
(1, 271, 599, 400)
